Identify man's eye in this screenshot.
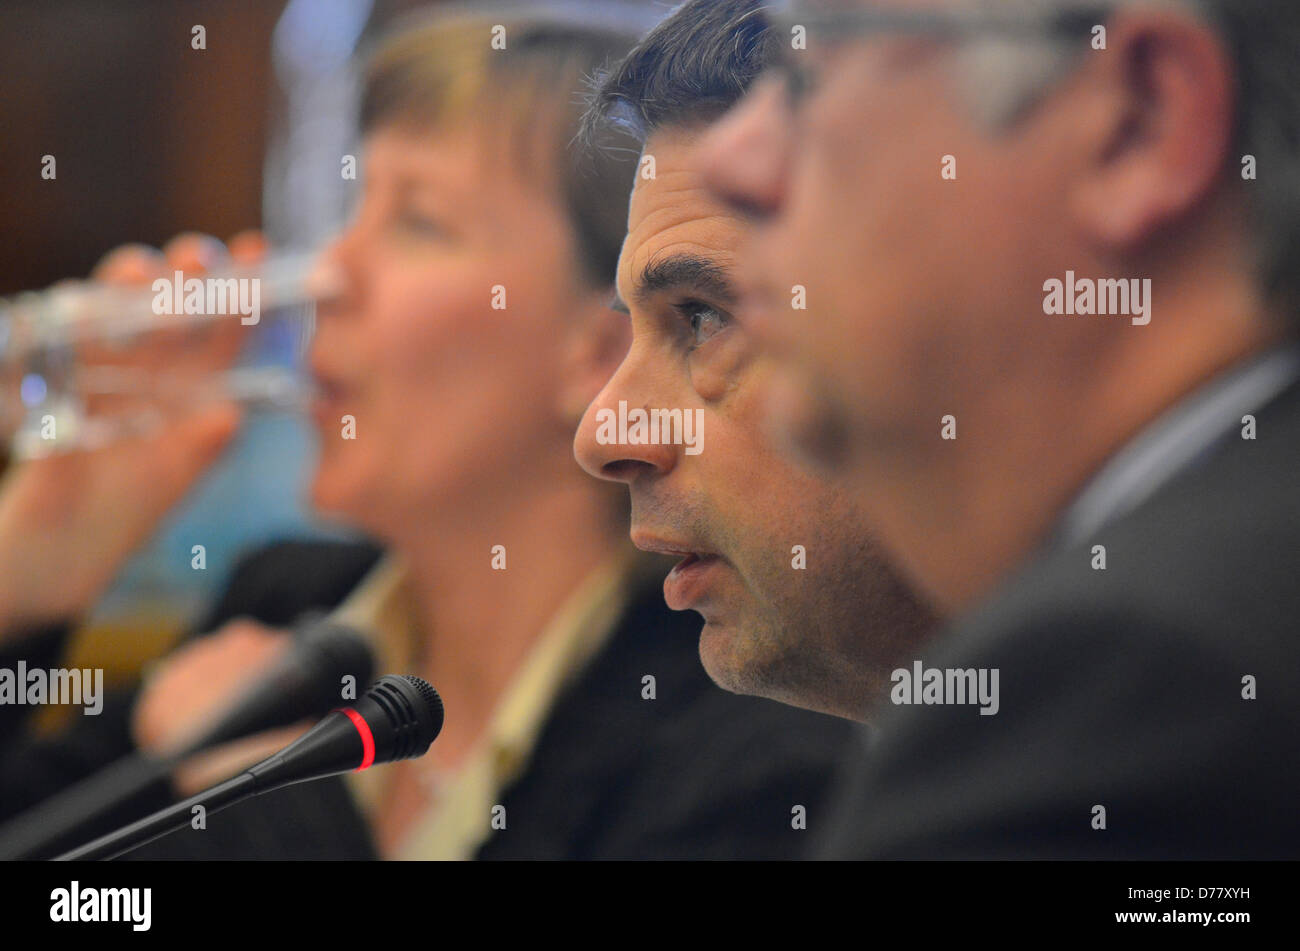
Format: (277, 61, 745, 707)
(394, 210, 444, 237)
(676, 300, 730, 349)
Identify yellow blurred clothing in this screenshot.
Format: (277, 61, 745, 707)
(329, 552, 632, 860)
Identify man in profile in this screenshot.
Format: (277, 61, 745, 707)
(576, 0, 936, 725)
(700, 0, 1300, 857)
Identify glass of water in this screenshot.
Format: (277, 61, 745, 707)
(0, 251, 341, 459)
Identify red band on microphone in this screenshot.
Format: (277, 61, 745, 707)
(342, 707, 376, 770)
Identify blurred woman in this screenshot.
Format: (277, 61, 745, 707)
(3, 8, 854, 860)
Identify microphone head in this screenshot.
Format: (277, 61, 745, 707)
(369, 674, 444, 758)
(245, 673, 444, 793)
(349, 674, 444, 766)
(398, 675, 445, 744)
(176, 616, 375, 758)
(295, 616, 376, 700)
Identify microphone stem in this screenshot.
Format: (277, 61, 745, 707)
(0, 752, 174, 860)
(54, 771, 257, 862)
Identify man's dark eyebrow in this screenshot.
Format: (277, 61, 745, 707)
(634, 253, 737, 306)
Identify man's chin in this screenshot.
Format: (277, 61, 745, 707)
(696, 618, 751, 696)
(697, 616, 855, 718)
(696, 616, 788, 701)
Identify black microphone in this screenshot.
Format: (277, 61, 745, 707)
(170, 614, 375, 758)
(0, 616, 374, 861)
(244, 673, 444, 790)
(55, 675, 443, 861)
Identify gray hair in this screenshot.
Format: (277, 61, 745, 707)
(957, 0, 1300, 324)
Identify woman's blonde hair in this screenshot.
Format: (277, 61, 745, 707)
(360, 10, 643, 287)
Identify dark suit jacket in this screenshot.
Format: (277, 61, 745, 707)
(818, 376, 1300, 859)
(22, 539, 852, 860)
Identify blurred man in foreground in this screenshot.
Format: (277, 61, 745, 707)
(702, 0, 1300, 856)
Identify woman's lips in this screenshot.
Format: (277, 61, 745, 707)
(662, 553, 723, 611)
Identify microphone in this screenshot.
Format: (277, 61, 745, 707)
(55, 675, 443, 861)
(169, 614, 376, 759)
(245, 673, 444, 790)
(0, 616, 374, 861)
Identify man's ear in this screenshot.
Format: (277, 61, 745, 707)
(1067, 7, 1235, 250)
(555, 286, 632, 425)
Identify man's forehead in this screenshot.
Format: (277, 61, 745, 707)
(619, 129, 749, 299)
(618, 226, 746, 311)
(611, 237, 739, 314)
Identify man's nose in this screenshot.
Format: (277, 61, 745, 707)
(574, 350, 679, 483)
(698, 77, 791, 220)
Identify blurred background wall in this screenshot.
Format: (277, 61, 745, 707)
(0, 0, 286, 295)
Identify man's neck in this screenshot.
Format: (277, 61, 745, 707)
(873, 301, 1287, 616)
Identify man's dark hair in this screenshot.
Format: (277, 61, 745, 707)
(581, 0, 776, 147)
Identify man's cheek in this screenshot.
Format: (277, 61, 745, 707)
(690, 339, 753, 400)
(687, 361, 725, 401)
(759, 368, 828, 464)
